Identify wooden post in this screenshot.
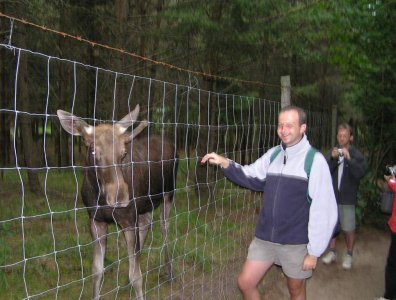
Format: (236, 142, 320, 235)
(331, 104, 338, 147)
(281, 75, 291, 108)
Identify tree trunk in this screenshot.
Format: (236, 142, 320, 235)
(114, 0, 130, 118)
(194, 82, 213, 200)
(149, 0, 164, 80)
(0, 46, 11, 179)
(56, 1, 73, 166)
(194, 2, 225, 199)
(17, 26, 42, 195)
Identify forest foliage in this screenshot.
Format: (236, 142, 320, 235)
(0, 0, 395, 211)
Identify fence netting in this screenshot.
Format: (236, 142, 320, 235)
(0, 38, 331, 299)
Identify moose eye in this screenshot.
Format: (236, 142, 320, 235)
(89, 146, 100, 162)
(90, 148, 97, 158)
(88, 146, 95, 157)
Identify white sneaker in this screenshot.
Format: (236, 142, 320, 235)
(342, 254, 352, 269)
(373, 297, 388, 300)
(322, 251, 336, 264)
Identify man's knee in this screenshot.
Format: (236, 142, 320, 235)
(287, 278, 306, 297)
(237, 272, 251, 292)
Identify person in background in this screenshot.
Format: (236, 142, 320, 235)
(201, 105, 337, 300)
(377, 171, 396, 300)
(322, 123, 367, 269)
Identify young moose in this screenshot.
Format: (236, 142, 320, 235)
(57, 105, 177, 299)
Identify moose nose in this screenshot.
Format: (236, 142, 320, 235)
(104, 181, 129, 207)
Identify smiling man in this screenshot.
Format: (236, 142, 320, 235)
(201, 105, 337, 300)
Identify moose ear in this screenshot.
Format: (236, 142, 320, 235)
(117, 104, 140, 134)
(57, 110, 93, 137)
(125, 120, 148, 142)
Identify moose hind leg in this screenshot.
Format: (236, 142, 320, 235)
(90, 219, 108, 300)
(123, 226, 144, 300)
(161, 193, 173, 280)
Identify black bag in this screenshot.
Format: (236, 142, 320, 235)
(381, 190, 394, 214)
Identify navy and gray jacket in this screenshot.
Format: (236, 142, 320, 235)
(223, 135, 337, 257)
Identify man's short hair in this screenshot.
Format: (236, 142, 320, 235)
(280, 105, 307, 126)
(337, 123, 354, 136)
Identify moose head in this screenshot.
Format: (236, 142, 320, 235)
(57, 104, 148, 207)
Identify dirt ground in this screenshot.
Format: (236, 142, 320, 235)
(175, 224, 391, 300)
(262, 225, 391, 300)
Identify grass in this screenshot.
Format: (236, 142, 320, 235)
(0, 159, 261, 299)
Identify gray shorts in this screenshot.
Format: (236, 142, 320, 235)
(338, 204, 356, 232)
(247, 237, 312, 279)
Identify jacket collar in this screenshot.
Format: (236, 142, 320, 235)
(281, 134, 309, 156)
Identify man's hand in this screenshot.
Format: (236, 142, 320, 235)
(342, 147, 351, 160)
(332, 147, 351, 160)
(201, 152, 230, 169)
(331, 147, 339, 159)
(302, 254, 317, 271)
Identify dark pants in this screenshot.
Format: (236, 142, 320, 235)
(385, 232, 396, 300)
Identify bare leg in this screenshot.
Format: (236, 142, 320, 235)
(161, 193, 173, 279)
(287, 277, 306, 300)
(237, 260, 273, 300)
(329, 237, 337, 250)
(345, 231, 355, 253)
(90, 220, 108, 300)
(123, 227, 144, 300)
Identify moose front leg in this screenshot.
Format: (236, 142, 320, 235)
(161, 193, 173, 280)
(138, 212, 152, 252)
(90, 219, 108, 300)
(123, 226, 144, 300)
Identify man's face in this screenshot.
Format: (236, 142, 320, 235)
(277, 110, 306, 147)
(337, 128, 352, 148)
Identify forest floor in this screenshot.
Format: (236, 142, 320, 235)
(184, 223, 391, 300)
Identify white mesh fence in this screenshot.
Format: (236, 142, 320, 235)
(0, 41, 330, 299)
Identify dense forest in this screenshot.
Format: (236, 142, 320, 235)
(0, 0, 395, 211)
(0, 1, 395, 298)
